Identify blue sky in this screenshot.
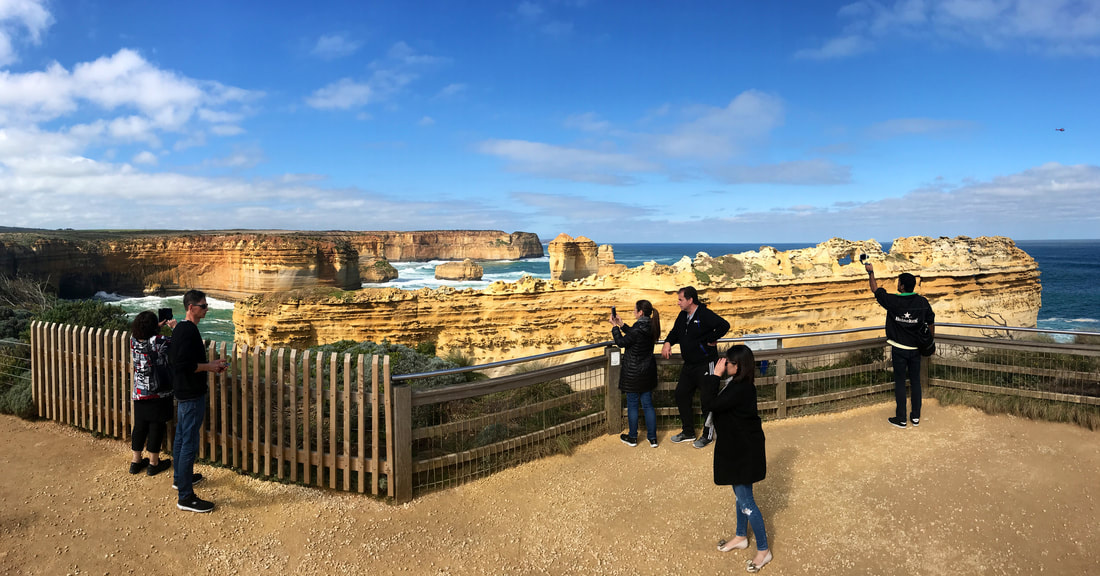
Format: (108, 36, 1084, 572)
(1, 0, 1098, 243)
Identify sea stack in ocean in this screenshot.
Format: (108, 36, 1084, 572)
(435, 259, 483, 281)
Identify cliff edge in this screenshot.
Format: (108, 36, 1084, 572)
(233, 236, 1041, 362)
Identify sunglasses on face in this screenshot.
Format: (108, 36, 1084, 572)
(192, 303, 209, 309)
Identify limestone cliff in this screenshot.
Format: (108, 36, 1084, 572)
(347, 231, 542, 262)
(0, 229, 542, 299)
(0, 231, 361, 300)
(233, 236, 1041, 363)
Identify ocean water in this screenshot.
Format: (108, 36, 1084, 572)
(99, 240, 1100, 342)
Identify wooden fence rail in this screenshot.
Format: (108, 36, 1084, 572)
(28, 321, 1100, 502)
(30, 321, 396, 497)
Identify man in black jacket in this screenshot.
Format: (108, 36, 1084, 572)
(865, 263, 935, 429)
(661, 286, 730, 447)
(169, 289, 228, 513)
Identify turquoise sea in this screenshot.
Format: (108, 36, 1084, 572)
(101, 239, 1100, 343)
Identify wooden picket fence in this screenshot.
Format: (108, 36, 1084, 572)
(29, 321, 403, 498)
(28, 320, 1100, 502)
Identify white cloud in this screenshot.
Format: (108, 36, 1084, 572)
(418, 116, 435, 126)
(478, 139, 657, 185)
(209, 124, 244, 136)
(564, 112, 611, 133)
(512, 191, 657, 220)
(436, 83, 467, 98)
(0, 0, 52, 66)
(695, 162, 1100, 241)
(207, 146, 265, 169)
(132, 150, 157, 165)
(0, 48, 258, 139)
(709, 160, 852, 185)
(306, 42, 444, 111)
(310, 33, 362, 59)
(644, 90, 785, 159)
(305, 78, 372, 109)
(794, 35, 871, 60)
(799, 0, 1100, 59)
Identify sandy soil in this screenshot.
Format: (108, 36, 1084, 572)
(1, 400, 1097, 576)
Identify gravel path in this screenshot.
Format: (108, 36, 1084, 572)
(2, 400, 1097, 575)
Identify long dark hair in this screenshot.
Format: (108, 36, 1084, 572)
(725, 344, 755, 385)
(636, 299, 661, 344)
(131, 310, 159, 340)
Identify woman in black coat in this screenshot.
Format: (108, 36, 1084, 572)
(709, 345, 772, 572)
(610, 300, 661, 447)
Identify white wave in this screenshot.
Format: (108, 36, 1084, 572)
(95, 293, 233, 310)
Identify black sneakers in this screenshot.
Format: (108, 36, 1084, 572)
(172, 473, 204, 490)
(128, 458, 149, 475)
(888, 416, 907, 429)
(147, 459, 171, 477)
(910, 414, 920, 427)
(620, 434, 638, 447)
(648, 438, 658, 448)
(177, 495, 214, 513)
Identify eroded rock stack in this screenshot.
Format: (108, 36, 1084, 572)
(435, 259, 483, 281)
(548, 234, 599, 281)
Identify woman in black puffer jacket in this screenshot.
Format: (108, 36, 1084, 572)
(611, 300, 661, 447)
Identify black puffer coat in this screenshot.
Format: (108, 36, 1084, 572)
(612, 317, 658, 394)
(708, 373, 766, 486)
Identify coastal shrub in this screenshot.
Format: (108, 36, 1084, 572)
(0, 308, 34, 340)
(416, 340, 436, 356)
(442, 349, 487, 381)
(0, 274, 54, 312)
(307, 340, 466, 390)
(34, 300, 130, 333)
(0, 377, 33, 418)
(0, 342, 33, 418)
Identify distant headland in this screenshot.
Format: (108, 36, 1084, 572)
(0, 229, 542, 300)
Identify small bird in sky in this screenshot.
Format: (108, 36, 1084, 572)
(1055, 128, 1065, 132)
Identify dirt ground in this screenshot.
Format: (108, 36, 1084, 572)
(1, 399, 1097, 576)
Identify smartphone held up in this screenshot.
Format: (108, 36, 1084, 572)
(157, 307, 174, 322)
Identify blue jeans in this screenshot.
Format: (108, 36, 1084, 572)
(173, 397, 206, 500)
(891, 347, 922, 420)
(626, 391, 657, 442)
(733, 484, 769, 551)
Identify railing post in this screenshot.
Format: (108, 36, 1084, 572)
(392, 384, 413, 503)
(921, 353, 930, 391)
(775, 338, 787, 419)
(604, 346, 622, 435)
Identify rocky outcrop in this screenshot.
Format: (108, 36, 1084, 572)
(360, 259, 398, 283)
(347, 231, 542, 262)
(0, 229, 542, 299)
(598, 244, 627, 277)
(548, 234, 599, 281)
(435, 259, 483, 281)
(0, 231, 361, 300)
(233, 236, 1042, 363)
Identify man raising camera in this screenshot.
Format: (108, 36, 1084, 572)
(864, 257, 935, 429)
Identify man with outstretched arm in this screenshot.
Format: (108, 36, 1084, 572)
(661, 286, 730, 448)
(168, 289, 228, 513)
(865, 261, 935, 429)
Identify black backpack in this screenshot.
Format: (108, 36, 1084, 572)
(916, 322, 935, 357)
(146, 343, 173, 394)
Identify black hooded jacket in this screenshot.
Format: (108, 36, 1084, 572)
(612, 317, 658, 394)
